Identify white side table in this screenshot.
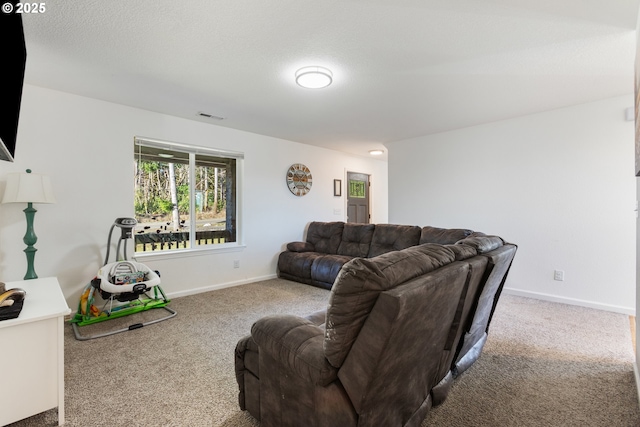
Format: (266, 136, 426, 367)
(0, 277, 71, 426)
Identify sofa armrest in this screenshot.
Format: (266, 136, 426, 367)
(251, 315, 338, 386)
(286, 241, 316, 252)
(456, 235, 504, 253)
(304, 309, 327, 327)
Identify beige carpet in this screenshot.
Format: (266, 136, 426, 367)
(8, 279, 639, 426)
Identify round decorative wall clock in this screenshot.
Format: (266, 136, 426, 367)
(286, 163, 312, 196)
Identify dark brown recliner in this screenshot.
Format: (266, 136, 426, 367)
(236, 244, 475, 427)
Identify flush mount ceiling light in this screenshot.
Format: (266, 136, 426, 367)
(295, 66, 333, 89)
(369, 149, 384, 156)
(158, 153, 174, 158)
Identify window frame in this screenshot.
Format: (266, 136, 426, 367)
(133, 136, 244, 260)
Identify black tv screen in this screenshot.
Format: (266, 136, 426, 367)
(0, 1, 26, 162)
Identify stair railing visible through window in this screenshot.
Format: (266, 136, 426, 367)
(133, 137, 242, 253)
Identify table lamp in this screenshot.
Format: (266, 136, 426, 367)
(2, 169, 56, 279)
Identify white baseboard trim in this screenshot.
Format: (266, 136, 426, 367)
(166, 274, 278, 299)
(503, 287, 636, 316)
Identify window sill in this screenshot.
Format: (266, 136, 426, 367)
(133, 243, 246, 262)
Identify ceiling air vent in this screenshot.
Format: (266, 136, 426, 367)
(197, 112, 224, 120)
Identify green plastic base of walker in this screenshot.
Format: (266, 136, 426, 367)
(70, 298, 171, 327)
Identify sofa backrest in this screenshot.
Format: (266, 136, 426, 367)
(337, 260, 471, 426)
(325, 243, 456, 368)
(306, 221, 344, 254)
(299, 222, 475, 258)
(420, 226, 473, 245)
(367, 224, 421, 258)
(337, 223, 375, 257)
(430, 253, 488, 405)
(478, 244, 517, 330)
(452, 236, 517, 376)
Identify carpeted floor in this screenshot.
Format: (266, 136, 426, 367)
(8, 279, 639, 426)
(422, 294, 639, 426)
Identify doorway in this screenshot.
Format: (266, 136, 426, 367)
(346, 171, 370, 224)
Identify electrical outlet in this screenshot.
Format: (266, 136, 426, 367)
(233, 260, 240, 269)
(553, 270, 564, 281)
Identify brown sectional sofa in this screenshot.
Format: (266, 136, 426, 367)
(236, 222, 517, 426)
(277, 221, 474, 289)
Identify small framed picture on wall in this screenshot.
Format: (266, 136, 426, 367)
(334, 179, 342, 197)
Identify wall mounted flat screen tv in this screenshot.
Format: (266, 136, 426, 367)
(0, 2, 27, 162)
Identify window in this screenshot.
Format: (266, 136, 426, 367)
(349, 180, 366, 198)
(134, 137, 242, 254)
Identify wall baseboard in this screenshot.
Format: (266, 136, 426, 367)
(503, 287, 635, 316)
(166, 274, 278, 299)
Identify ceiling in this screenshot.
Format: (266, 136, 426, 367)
(20, 0, 640, 159)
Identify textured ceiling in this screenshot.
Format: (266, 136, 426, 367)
(21, 0, 640, 159)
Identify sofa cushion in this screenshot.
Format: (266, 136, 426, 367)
(306, 221, 345, 254)
(367, 224, 421, 258)
(420, 226, 473, 245)
(324, 243, 456, 368)
(337, 223, 375, 257)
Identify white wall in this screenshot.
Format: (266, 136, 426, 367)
(0, 84, 388, 306)
(387, 95, 636, 314)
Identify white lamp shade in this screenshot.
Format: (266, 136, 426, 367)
(2, 171, 56, 204)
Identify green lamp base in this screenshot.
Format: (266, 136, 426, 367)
(23, 203, 39, 280)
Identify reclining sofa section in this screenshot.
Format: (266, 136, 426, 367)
(236, 222, 517, 426)
(277, 221, 474, 289)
